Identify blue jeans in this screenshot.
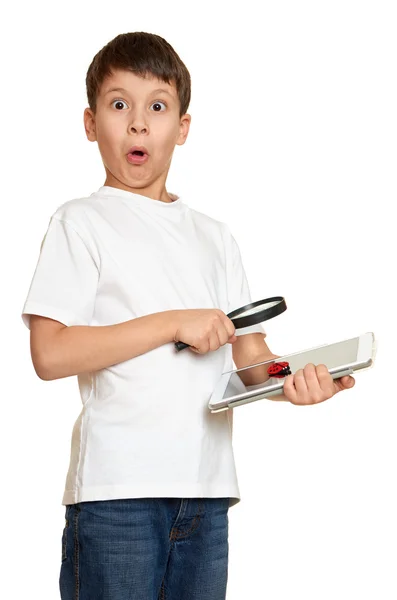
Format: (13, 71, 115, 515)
(59, 497, 230, 599)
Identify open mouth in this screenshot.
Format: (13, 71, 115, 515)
(127, 150, 149, 165)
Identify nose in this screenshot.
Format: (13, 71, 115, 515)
(129, 113, 148, 135)
(130, 124, 147, 134)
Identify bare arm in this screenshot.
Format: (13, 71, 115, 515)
(236, 356, 289, 402)
(33, 310, 180, 381)
(231, 335, 287, 401)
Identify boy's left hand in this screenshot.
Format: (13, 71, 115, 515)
(282, 363, 355, 405)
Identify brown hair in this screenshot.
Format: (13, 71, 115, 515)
(85, 32, 191, 118)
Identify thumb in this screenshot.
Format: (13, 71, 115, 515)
(343, 376, 355, 388)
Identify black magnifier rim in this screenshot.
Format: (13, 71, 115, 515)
(228, 296, 287, 329)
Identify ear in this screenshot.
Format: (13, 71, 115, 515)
(176, 113, 191, 146)
(84, 107, 97, 142)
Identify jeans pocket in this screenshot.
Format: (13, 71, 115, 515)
(61, 506, 70, 562)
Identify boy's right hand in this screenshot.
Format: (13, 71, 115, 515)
(173, 309, 237, 354)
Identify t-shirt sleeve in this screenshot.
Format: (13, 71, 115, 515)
(223, 223, 267, 338)
(21, 216, 99, 330)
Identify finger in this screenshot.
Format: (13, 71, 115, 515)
(217, 323, 231, 347)
(341, 375, 355, 388)
(190, 335, 210, 354)
(294, 368, 309, 404)
(303, 363, 324, 403)
(313, 364, 334, 401)
(222, 315, 236, 339)
(333, 375, 356, 391)
(208, 330, 221, 352)
(189, 346, 201, 354)
(282, 374, 297, 404)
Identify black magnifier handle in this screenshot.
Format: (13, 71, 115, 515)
(174, 341, 193, 351)
(174, 322, 237, 352)
(174, 296, 286, 352)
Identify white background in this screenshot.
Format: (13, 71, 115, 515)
(3, 0, 396, 598)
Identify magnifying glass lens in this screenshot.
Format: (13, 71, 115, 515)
(234, 299, 282, 318)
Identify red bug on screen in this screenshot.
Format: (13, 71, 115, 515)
(267, 361, 291, 378)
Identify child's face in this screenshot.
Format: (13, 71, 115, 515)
(84, 69, 191, 195)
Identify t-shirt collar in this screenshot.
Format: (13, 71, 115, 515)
(94, 185, 184, 211)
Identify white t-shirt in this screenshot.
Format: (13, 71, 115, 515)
(21, 185, 266, 508)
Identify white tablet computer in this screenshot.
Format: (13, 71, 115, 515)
(208, 332, 377, 412)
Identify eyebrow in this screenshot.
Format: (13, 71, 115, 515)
(104, 87, 174, 98)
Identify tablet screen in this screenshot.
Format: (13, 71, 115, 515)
(223, 336, 360, 400)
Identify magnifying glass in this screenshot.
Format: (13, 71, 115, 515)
(174, 296, 287, 352)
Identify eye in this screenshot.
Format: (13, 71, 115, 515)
(150, 101, 167, 112)
(111, 99, 128, 110)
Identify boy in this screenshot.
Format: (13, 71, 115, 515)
(21, 32, 355, 600)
